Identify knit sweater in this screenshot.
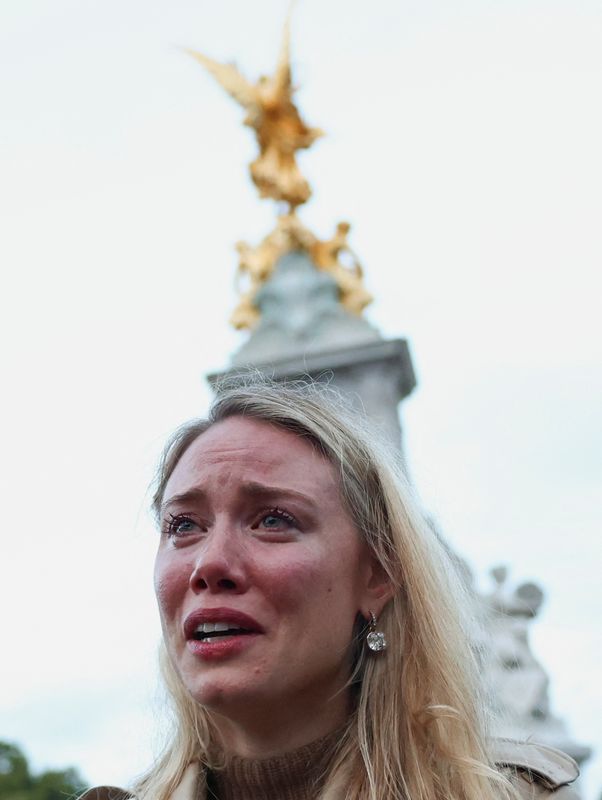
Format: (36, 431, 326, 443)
(203, 735, 581, 800)
(78, 734, 580, 800)
(206, 732, 338, 800)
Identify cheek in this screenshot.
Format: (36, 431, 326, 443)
(154, 551, 191, 623)
(259, 549, 341, 611)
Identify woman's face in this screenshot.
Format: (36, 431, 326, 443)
(154, 416, 382, 726)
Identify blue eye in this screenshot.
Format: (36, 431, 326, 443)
(164, 514, 198, 537)
(256, 508, 298, 531)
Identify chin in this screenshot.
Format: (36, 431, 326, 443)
(182, 670, 266, 713)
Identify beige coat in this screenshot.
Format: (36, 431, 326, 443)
(80, 738, 580, 800)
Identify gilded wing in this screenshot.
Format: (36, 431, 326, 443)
(186, 49, 259, 111)
(271, 7, 293, 101)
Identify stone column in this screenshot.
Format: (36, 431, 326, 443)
(207, 250, 416, 459)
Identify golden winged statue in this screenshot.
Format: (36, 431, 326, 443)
(187, 14, 322, 210)
(187, 14, 372, 330)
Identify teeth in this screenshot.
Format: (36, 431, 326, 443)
(194, 621, 244, 634)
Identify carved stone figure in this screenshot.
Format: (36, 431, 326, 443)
(482, 567, 590, 766)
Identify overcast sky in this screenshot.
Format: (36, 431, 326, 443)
(1, 0, 600, 797)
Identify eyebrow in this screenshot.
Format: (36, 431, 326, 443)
(160, 482, 316, 515)
(160, 487, 208, 515)
(240, 482, 315, 506)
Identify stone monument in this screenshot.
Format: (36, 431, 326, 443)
(190, 17, 415, 454)
(188, 14, 591, 777)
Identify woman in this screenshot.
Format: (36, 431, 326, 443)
(86, 380, 579, 800)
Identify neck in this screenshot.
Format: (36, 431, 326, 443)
(209, 688, 351, 759)
(209, 727, 344, 800)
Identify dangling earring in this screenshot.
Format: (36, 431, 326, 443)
(366, 611, 387, 652)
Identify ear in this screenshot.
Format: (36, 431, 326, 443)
(360, 552, 395, 618)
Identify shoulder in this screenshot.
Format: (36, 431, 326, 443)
(78, 763, 201, 800)
(492, 739, 580, 800)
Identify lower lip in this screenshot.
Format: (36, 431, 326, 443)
(186, 633, 260, 661)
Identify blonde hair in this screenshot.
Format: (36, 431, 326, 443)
(138, 379, 516, 800)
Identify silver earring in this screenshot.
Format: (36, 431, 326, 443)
(366, 611, 387, 652)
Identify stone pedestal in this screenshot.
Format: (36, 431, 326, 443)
(208, 337, 416, 455)
(208, 249, 416, 459)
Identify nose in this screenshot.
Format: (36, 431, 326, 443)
(189, 524, 249, 594)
